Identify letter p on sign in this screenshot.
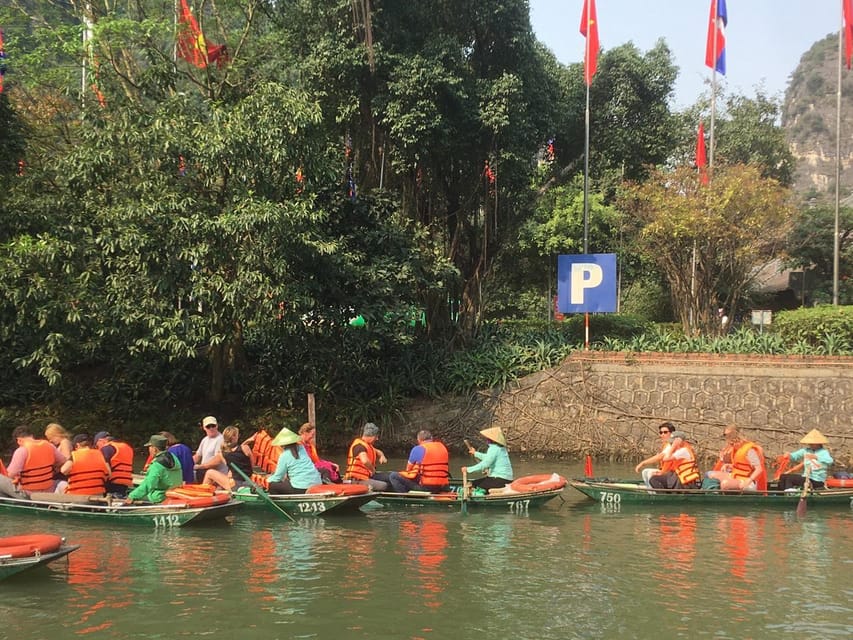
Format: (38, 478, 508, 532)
(557, 254, 617, 313)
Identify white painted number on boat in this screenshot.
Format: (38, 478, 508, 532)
(297, 502, 327, 513)
(507, 500, 530, 513)
(599, 492, 621, 504)
(152, 514, 181, 528)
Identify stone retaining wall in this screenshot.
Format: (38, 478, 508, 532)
(392, 353, 853, 469)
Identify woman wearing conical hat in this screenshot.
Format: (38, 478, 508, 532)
(266, 427, 321, 495)
(462, 427, 514, 491)
(777, 429, 834, 492)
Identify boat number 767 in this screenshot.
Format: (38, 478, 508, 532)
(507, 500, 530, 513)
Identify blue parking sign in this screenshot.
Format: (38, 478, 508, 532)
(557, 254, 617, 313)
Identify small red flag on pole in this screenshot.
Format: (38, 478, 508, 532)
(844, 0, 853, 69)
(579, 0, 600, 86)
(696, 121, 708, 185)
(584, 455, 594, 477)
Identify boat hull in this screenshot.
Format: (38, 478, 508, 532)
(569, 479, 853, 508)
(0, 494, 241, 527)
(231, 491, 376, 516)
(0, 544, 80, 581)
(374, 487, 565, 513)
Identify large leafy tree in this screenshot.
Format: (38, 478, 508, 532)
(619, 165, 794, 334)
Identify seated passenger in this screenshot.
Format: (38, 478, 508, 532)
(777, 429, 834, 491)
(299, 423, 341, 483)
(635, 422, 677, 487)
(343, 423, 391, 492)
(706, 425, 767, 491)
(60, 433, 109, 495)
(126, 435, 183, 504)
(202, 426, 254, 491)
(266, 428, 321, 495)
(94, 431, 134, 497)
(6, 425, 66, 493)
(462, 427, 514, 491)
(389, 430, 451, 494)
(648, 431, 701, 490)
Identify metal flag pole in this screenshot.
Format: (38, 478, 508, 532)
(834, 1, 843, 306)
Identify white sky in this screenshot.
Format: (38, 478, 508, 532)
(529, 0, 846, 108)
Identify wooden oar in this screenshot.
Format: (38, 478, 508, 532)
(796, 463, 811, 518)
(230, 463, 295, 522)
(461, 468, 469, 515)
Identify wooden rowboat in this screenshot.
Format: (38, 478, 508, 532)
(230, 484, 376, 516)
(569, 478, 853, 508)
(0, 534, 80, 581)
(0, 491, 242, 528)
(374, 474, 569, 513)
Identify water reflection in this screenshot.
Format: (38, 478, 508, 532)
(399, 515, 448, 611)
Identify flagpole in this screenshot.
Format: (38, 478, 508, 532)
(582, 20, 591, 351)
(834, 1, 843, 306)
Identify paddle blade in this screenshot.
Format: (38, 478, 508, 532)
(584, 455, 593, 477)
(796, 495, 807, 518)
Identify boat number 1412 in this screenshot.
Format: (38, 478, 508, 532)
(152, 514, 181, 528)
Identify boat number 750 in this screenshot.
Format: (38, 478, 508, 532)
(599, 492, 621, 504)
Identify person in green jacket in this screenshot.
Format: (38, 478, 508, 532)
(127, 434, 183, 504)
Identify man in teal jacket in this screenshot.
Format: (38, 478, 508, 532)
(127, 434, 183, 503)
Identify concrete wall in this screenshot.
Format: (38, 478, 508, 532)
(394, 353, 853, 469)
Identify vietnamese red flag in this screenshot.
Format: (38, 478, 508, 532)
(844, 0, 853, 69)
(177, 0, 226, 68)
(579, 0, 600, 86)
(705, 0, 727, 75)
(696, 121, 708, 185)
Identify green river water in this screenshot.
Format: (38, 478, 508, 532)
(1, 459, 851, 640)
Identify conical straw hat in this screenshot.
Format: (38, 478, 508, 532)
(479, 427, 506, 446)
(270, 427, 300, 447)
(799, 428, 829, 445)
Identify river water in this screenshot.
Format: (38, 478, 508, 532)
(2, 459, 851, 640)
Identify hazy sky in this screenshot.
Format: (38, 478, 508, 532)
(529, 0, 847, 108)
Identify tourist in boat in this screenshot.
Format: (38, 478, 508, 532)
(388, 430, 451, 494)
(266, 428, 321, 494)
(635, 422, 677, 487)
(126, 434, 183, 504)
(344, 422, 391, 491)
(5, 425, 66, 493)
(777, 429, 834, 491)
(706, 425, 767, 491)
(462, 427, 514, 491)
(93, 431, 135, 497)
(59, 433, 109, 495)
(648, 431, 701, 490)
(193, 416, 227, 482)
(298, 423, 341, 483)
(200, 426, 254, 490)
(161, 431, 196, 484)
(44, 423, 73, 464)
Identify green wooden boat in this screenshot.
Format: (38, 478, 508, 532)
(569, 479, 853, 508)
(0, 492, 242, 527)
(374, 473, 568, 512)
(231, 489, 376, 516)
(0, 539, 80, 582)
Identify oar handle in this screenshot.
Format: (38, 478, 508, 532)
(230, 463, 295, 522)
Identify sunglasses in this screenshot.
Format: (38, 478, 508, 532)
(659, 430, 671, 434)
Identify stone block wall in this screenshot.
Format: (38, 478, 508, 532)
(395, 353, 853, 469)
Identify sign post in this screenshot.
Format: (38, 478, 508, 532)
(557, 254, 618, 348)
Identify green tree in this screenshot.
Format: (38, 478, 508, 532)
(619, 165, 794, 334)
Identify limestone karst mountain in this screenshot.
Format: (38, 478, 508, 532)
(783, 33, 853, 202)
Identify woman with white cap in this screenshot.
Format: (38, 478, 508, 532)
(462, 427, 514, 491)
(777, 429, 834, 491)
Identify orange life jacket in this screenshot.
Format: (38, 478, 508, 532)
(398, 441, 450, 487)
(251, 431, 282, 474)
(104, 441, 134, 487)
(19, 439, 57, 491)
(67, 448, 109, 495)
(0, 458, 7, 476)
(670, 442, 700, 486)
(304, 440, 320, 464)
(345, 438, 375, 481)
(731, 441, 767, 490)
